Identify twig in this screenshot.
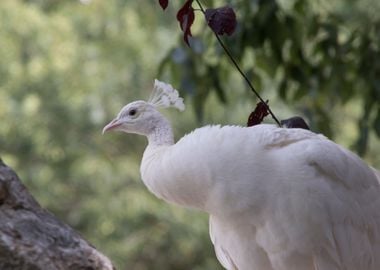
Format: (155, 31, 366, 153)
(194, 0, 282, 127)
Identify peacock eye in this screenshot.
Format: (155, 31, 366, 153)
(129, 109, 137, 116)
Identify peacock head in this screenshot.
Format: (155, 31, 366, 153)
(102, 79, 185, 136)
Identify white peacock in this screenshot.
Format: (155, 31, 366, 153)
(103, 79, 380, 270)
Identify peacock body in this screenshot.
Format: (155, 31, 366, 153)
(103, 80, 380, 270)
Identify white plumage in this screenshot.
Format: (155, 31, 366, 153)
(103, 79, 380, 270)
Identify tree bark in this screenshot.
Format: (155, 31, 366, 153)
(0, 158, 115, 270)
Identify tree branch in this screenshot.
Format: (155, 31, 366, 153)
(0, 158, 115, 270)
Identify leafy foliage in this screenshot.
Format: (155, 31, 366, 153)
(158, 0, 380, 154)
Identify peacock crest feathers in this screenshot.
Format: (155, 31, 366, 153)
(148, 79, 185, 111)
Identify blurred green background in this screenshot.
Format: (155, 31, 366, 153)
(0, 0, 379, 269)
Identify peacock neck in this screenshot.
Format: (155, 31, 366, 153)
(146, 116, 174, 146)
(141, 142, 209, 210)
(142, 122, 210, 210)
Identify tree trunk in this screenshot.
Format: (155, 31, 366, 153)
(0, 158, 115, 270)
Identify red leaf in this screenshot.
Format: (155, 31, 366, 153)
(247, 100, 270, 127)
(158, 0, 168, 10)
(176, 0, 195, 46)
(205, 6, 237, 36)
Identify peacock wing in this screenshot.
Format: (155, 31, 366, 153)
(255, 131, 380, 270)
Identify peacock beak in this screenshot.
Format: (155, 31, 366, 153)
(102, 118, 123, 134)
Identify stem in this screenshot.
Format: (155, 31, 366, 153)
(194, 0, 282, 127)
